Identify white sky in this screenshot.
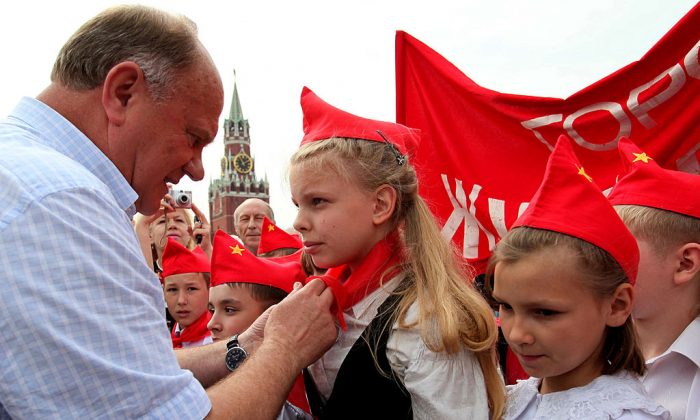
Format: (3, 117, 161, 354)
(2, 1, 696, 229)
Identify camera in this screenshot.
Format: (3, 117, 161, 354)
(168, 189, 193, 209)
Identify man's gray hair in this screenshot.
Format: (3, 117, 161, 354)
(50, 5, 201, 101)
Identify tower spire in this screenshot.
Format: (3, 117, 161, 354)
(229, 69, 244, 123)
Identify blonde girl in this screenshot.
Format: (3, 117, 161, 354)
(290, 87, 504, 419)
(490, 136, 668, 419)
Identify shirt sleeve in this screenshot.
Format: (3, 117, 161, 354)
(386, 304, 490, 419)
(0, 188, 211, 419)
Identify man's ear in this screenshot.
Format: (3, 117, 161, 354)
(674, 242, 700, 286)
(101, 61, 146, 126)
(372, 184, 397, 226)
(606, 283, 634, 327)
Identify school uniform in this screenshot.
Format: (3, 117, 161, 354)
(504, 373, 669, 419)
(642, 317, 700, 420)
(306, 274, 490, 419)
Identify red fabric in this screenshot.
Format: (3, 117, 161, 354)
(512, 136, 639, 283)
(171, 311, 212, 349)
(505, 347, 530, 385)
(161, 238, 210, 279)
(210, 230, 305, 291)
(287, 374, 311, 415)
(395, 3, 700, 273)
(609, 137, 700, 219)
(306, 233, 403, 330)
(301, 86, 420, 157)
(257, 216, 303, 255)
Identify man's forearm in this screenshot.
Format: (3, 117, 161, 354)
(176, 331, 261, 388)
(204, 341, 299, 419)
(175, 339, 228, 387)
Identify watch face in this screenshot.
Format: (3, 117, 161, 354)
(233, 152, 252, 174)
(225, 346, 247, 371)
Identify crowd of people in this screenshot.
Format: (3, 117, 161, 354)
(0, 5, 697, 420)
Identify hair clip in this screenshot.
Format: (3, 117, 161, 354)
(376, 130, 406, 166)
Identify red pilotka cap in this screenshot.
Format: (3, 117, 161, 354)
(161, 238, 211, 279)
(210, 230, 305, 292)
(512, 135, 639, 284)
(257, 216, 303, 255)
(608, 137, 700, 220)
(300, 86, 420, 158)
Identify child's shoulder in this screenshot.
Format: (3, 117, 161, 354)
(504, 373, 669, 419)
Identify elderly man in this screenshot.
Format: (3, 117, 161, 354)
(0, 6, 335, 419)
(234, 198, 275, 254)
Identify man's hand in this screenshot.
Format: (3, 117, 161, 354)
(262, 279, 337, 371)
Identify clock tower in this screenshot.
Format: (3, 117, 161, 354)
(208, 76, 270, 237)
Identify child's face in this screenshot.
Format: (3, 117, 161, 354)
(492, 246, 615, 391)
(290, 164, 379, 270)
(163, 272, 209, 328)
(632, 238, 676, 320)
(149, 209, 192, 252)
(207, 284, 270, 341)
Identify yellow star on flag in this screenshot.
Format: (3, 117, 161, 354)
(632, 152, 653, 163)
(230, 245, 245, 256)
(577, 166, 593, 182)
(268, 224, 275, 232)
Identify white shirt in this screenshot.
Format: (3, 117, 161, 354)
(504, 373, 669, 419)
(0, 98, 210, 418)
(643, 317, 700, 420)
(308, 274, 490, 419)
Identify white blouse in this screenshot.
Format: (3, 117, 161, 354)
(308, 274, 490, 419)
(504, 373, 669, 419)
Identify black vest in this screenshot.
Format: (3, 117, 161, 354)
(304, 285, 413, 419)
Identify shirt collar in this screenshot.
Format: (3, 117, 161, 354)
(648, 316, 700, 368)
(349, 273, 404, 319)
(8, 97, 138, 214)
(668, 316, 700, 368)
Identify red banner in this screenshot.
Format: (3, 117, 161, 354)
(396, 5, 700, 273)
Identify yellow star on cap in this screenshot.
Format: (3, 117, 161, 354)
(267, 224, 275, 232)
(229, 245, 245, 256)
(577, 166, 593, 182)
(632, 152, 653, 164)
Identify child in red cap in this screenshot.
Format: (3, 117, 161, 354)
(208, 230, 311, 418)
(290, 87, 504, 419)
(257, 216, 303, 258)
(609, 138, 700, 420)
(161, 238, 212, 348)
(490, 136, 668, 419)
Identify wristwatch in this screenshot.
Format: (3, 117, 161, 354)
(225, 334, 248, 371)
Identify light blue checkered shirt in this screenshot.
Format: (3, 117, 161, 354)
(0, 98, 211, 419)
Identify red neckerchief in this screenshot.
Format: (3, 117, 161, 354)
(306, 232, 404, 330)
(171, 311, 212, 348)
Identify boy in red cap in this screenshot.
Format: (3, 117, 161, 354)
(161, 238, 212, 348)
(609, 138, 700, 420)
(491, 136, 668, 418)
(208, 230, 311, 418)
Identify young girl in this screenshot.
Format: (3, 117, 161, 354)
(161, 238, 213, 348)
(289, 87, 504, 419)
(489, 136, 669, 419)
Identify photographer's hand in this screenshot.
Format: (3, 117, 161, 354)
(191, 203, 212, 257)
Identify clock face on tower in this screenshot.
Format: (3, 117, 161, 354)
(233, 152, 252, 174)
